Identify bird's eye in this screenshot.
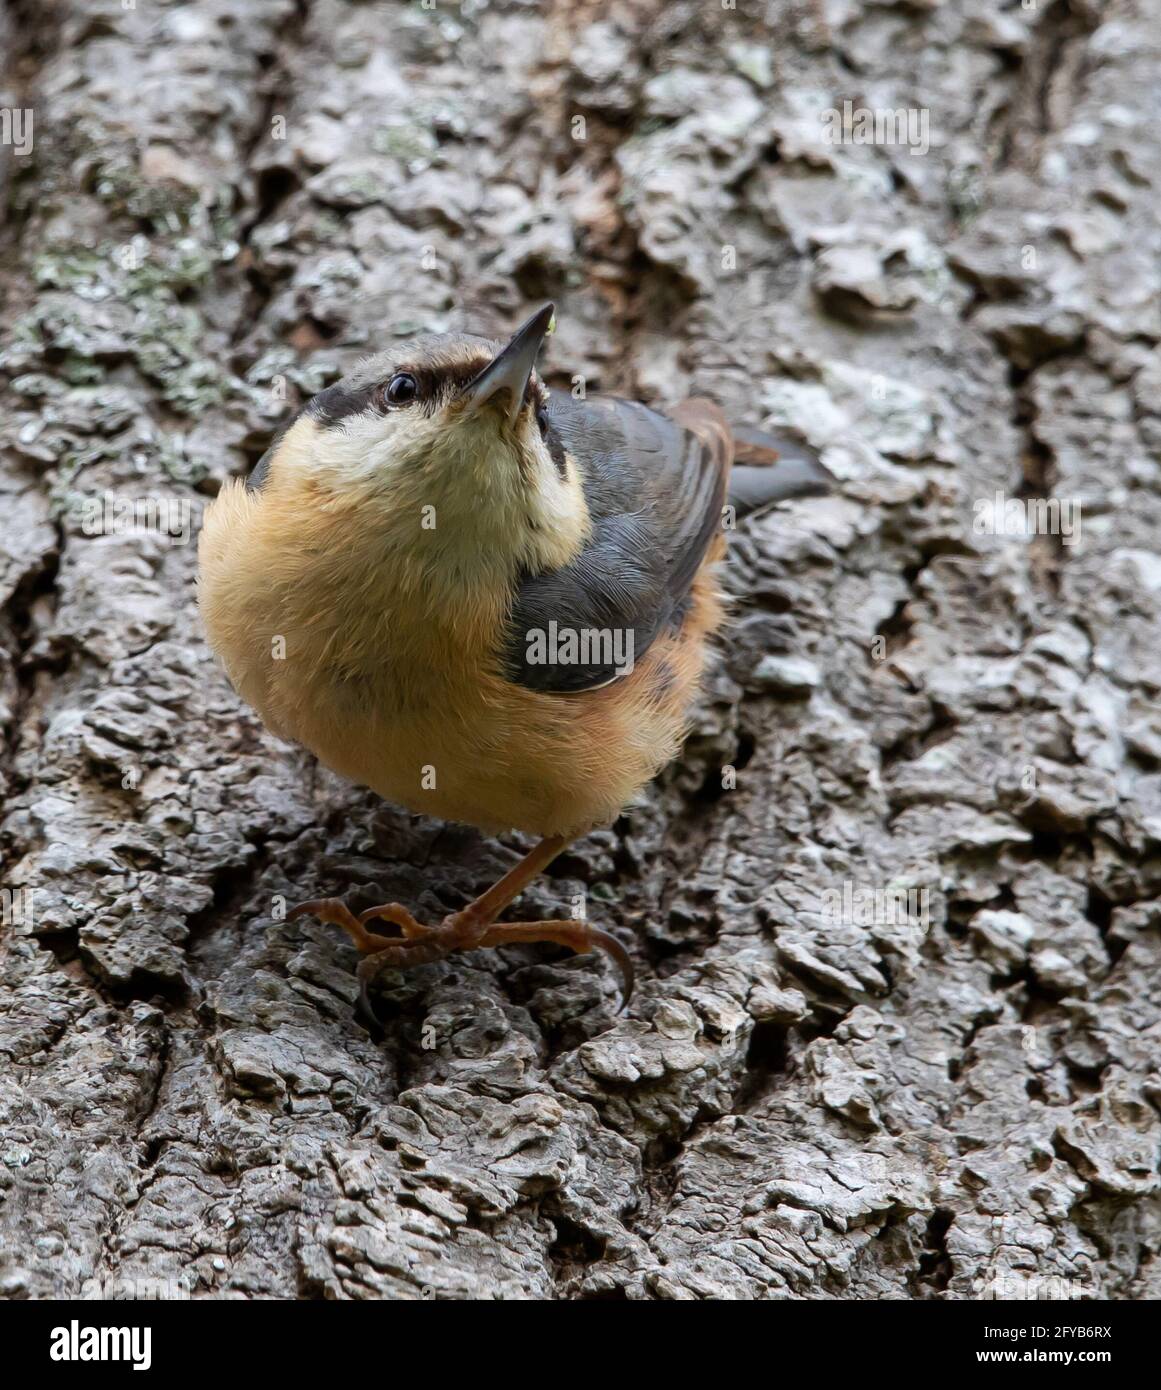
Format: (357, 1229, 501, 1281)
(536, 406, 549, 437)
(383, 372, 418, 406)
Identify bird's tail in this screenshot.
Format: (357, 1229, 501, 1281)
(728, 425, 832, 514)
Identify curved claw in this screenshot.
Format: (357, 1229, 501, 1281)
(587, 925, 636, 1013)
(355, 976, 385, 1034)
(286, 898, 343, 923)
(351, 947, 424, 1032)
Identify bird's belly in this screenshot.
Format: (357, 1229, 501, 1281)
(241, 550, 724, 838)
(296, 687, 651, 836)
(284, 634, 706, 839)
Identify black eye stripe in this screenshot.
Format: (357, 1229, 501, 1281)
(304, 353, 538, 429)
(304, 381, 379, 428)
(544, 419, 567, 478)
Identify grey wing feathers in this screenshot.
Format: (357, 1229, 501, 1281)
(502, 514, 667, 692)
(502, 392, 729, 693)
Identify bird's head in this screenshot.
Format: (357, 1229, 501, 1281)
(249, 303, 588, 577)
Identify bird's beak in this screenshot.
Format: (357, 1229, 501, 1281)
(460, 303, 555, 423)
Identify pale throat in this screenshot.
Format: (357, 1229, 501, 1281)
(279, 410, 591, 625)
(411, 421, 590, 575)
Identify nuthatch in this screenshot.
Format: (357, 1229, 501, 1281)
(198, 303, 829, 1017)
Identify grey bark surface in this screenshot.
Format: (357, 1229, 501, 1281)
(1, 0, 1159, 1300)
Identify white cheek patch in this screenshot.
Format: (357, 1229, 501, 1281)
(295, 412, 428, 491)
(520, 438, 590, 566)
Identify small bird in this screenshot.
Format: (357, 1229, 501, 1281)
(198, 304, 828, 1016)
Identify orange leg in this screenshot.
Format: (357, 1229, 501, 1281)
(287, 836, 634, 1012)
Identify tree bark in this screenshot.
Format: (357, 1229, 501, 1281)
(1, 0, 1159, 1299)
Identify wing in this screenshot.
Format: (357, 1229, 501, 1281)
(501, 392, 730, 693)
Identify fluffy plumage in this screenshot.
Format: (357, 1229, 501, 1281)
(197, 306, 828, 1009)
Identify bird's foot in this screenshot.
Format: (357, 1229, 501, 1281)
(286, 897, 634, 1022)
(474, 918, 634, 1010)
(286, 897, 435, 953)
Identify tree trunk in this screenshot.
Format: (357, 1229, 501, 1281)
(1, 0, 1159, 1299)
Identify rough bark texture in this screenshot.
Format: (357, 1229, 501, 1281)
(2, 0, 1160, 1301)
